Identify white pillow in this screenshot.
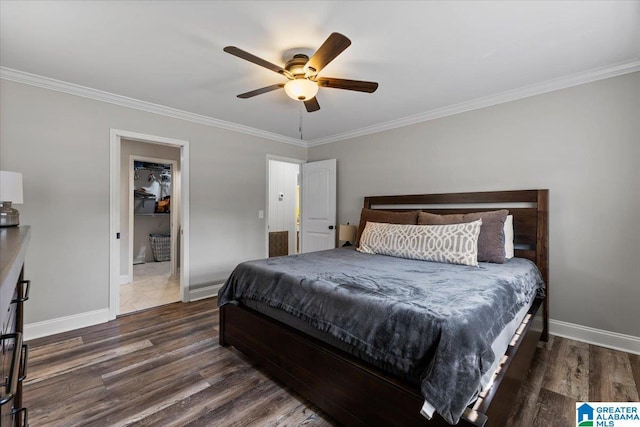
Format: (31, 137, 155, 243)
(357, 220, 482, 267)
(504, 215, 514, 259)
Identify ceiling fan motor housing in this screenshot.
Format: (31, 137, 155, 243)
(285, 54, 316, 79)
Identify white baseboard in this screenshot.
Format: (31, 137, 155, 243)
(549, 319, 640, 355)
(119, 275, 130, 285)
(24, 308, 110, 341)
(23, 282, 223, 340)
(189, 283, 224, 302)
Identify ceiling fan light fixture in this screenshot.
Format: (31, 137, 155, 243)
(225, 33, 377, 112)
(284, 79, 318, 101)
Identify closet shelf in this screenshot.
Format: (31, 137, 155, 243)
(134, 213, 170, 217)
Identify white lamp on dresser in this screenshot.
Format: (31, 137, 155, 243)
(0, 170, 24, 227)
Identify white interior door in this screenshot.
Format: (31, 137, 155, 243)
(300, 159, 337, 253)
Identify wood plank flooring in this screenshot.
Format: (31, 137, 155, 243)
(24, 299, 640, 426)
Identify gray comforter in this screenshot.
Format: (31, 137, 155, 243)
(218, 247, 544, 424)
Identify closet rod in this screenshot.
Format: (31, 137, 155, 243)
(134, 161, 171, 172)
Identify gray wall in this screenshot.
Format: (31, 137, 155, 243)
(2, 72, 638, 337)
(0, 79, 306, 324)
(309, 72, 640, 337)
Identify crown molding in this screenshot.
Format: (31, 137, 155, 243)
(3, 60, 638, 149)
(306, 59, 640, 147)
(0, 67, 306, 148)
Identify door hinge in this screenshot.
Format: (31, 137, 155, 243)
(116, 232, 120, 239)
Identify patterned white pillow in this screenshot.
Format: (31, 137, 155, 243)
(357, 220, 482, 267)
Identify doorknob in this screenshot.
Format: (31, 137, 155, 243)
(328, 225, 334, 230)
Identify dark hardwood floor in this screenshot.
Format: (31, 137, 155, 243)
(24, 299, 640, 426)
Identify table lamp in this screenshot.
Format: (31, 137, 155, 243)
(338, 223, 357, 247)
(0, 171, 24, 227)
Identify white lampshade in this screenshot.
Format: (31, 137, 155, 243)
(0, 171, 24, 204)
(284, 79, 319, 101)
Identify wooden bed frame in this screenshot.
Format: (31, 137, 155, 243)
(220, 189, 548, 426)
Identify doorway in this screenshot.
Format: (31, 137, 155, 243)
(120, 155, 179, 315)
(266, 156, 337, 257)
(267, 157, 302, 257)
(109, 129, 190, 321)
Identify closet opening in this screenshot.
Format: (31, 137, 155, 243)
(110, 129, 190, 321)
(120, 143, 180, 315)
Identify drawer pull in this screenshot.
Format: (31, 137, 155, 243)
(12, 280, 31, 303)
(18, 344, 29, 382)
(12, 406, 28, 427)
(0, 332, 23, 406)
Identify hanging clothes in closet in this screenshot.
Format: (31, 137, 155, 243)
(142, 172, 162, 201)
(159, 171, 171, 199)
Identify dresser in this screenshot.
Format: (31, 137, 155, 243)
(1, 226, 30, 427)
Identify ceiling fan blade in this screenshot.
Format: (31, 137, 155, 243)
(317, 77, 378, 93)
(237, 83, 285, 99)
(304, 97, 320, 112)
(306, 33, 351, 74)
(224, 46, 291, 78)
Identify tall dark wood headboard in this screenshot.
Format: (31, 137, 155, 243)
(364, 189, 549, 340)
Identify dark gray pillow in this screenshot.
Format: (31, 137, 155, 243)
(417, 209, 509, 263)
(356, 208, 419, 247)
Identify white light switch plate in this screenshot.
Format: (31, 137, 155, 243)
(258, 210, 264, 219)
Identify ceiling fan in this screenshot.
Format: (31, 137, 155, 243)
(224, 33, 378, 112)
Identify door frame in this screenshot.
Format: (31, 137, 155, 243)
(110, 129, 190, 320)
(265, 154, 305, 258)
(128, 155, 178, 281)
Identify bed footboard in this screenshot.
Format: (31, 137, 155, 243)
(219, 296, 543, 427)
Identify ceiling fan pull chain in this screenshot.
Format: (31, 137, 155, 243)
(299, 104, 304, 140)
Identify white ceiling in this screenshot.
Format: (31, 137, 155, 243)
(1, 1, 639, 145)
